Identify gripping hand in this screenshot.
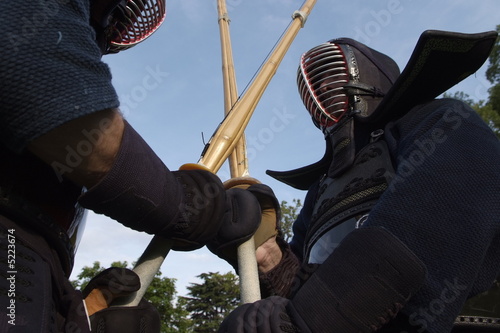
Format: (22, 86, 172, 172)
(78, 122, 254, 251)
(218, 228, 427, 332)
(207, 177, 281, 270)
(82, 267, 161, 333)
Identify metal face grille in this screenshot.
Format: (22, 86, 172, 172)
(297, 43, 350, 129)
(108, 0, 166, 53)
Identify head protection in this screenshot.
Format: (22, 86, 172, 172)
(270, 30, 498, 190)
(297, 38, 400, 132)
(90, 0, 166, 54)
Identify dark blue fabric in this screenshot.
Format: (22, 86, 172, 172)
(0, 0, 119, 152)
(289, 180, 318, 262)
(289, 98, 500, 333)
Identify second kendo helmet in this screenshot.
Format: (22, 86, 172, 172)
(90, 0, 166, 54)
(297, 38, 400, 132)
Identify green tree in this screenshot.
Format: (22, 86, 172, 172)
(443, 91, 500, 137)
(144, 271, 191, 333)
(485, 24, 500, 85)
(170, 296, 193, 333)
(280, 199, 302, 242)
(442, 25, 500, 138)
(485, 25, 500, 123)
(71, 261, 189, 333)
(181, 272, 240, 333)
(473, 101, 500, 137)
(488, 83, 500, 115)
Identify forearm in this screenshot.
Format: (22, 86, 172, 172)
(27, 108, 124, 188)
(257, 236, 300, 298)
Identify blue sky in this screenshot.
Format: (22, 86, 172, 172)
(71, 0, 500, 296)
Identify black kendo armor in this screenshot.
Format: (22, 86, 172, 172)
(268, 31, 500, 332)
(0, 144, 86, 276)
(0, 0, 167, 276)
(288, 38, 400, 264)
(305, 131, 396, 264)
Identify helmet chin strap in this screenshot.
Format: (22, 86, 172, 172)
(344, 82, 386, 98)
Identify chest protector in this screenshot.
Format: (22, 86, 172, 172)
(305, 129, 394, 264)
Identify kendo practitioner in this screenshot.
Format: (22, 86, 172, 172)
(0, 0, 270, 332)
(207, 31, 500, 332)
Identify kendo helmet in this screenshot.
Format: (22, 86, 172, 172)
(90, 0, 166, 54)
(297, 38, 400, 132)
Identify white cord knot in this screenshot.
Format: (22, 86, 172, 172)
(292, 10, 308, 27)
(218, 13, 230, 23)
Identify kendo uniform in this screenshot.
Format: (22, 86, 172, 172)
(0, 0, 170, 331)
(0, 0, 265, 330)
(260, 31, 500, 333)
(0, 0, 119, 330)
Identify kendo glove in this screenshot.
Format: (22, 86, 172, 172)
(218, 296, 305, 333)
(79, 121, 260, 251)
(207, 177, 281, 270)
(218, 228, 427, 333)
(82, 267, 161, 333)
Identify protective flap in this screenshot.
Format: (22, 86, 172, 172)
(266, 139, 331, 190)
(363, 29, 498, 123)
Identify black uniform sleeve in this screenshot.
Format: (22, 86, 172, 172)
(0, 0, 119, 152)
(363, 98, 500, 333)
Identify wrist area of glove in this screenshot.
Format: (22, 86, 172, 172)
(78, 121, 226, 250)
(169, 169, 226, 250)
(218, 296, 311, 333)
(259, 236, 300, 298)
(82, 267, 140, 302)
(90, 298, 161, 333)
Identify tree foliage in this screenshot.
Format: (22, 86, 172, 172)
(144, 271, 190, 333)
(181, 272, 240, 333)
(483, 24, 500, 135)
(280, 199, 302, 242)
(443, 90, 500, 138)
(485, 24, 500, 85)
(443, 26, 500, 138)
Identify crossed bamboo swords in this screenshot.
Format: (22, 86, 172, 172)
(114, 0, 317, 307)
